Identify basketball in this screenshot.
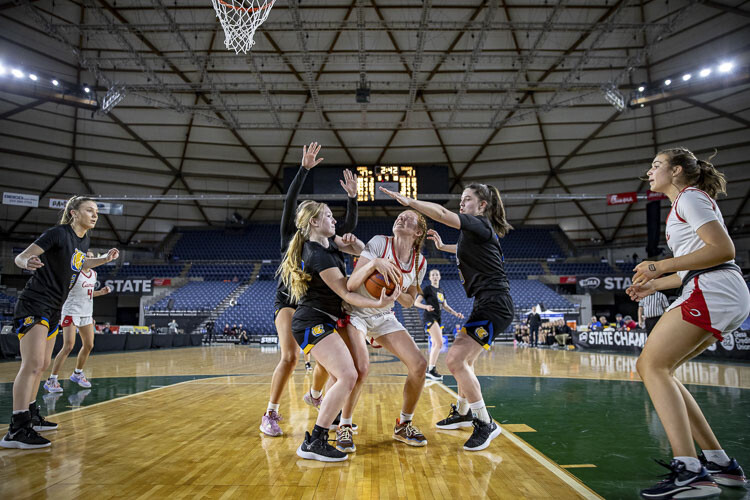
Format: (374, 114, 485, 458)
(364, 271, 403, 298)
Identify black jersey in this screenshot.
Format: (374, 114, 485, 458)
(294, 237, 346, 321)
(19, 224, 90, 310)
(422, 284, 445, 321)
(456, 214, 509, 299)
(276, 166, 358, 305)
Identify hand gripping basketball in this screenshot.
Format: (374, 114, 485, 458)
(365, 270, 403, 299)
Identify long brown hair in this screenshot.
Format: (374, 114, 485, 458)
(277, 200, 328, 303)
(659, 147, 727, 199)
(405, 210, 428, 252)
(60, 196, 95, 225)
(465, 183, 513, 237)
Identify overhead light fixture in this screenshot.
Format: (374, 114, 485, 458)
(11, 68, 24, 78)
(29, 74, 38, 81)
(664, 79, 671, 86)
(0, 65, 6, 76)
(52, 79, 59, 86)
(682, 73, 692, 81)
(83, 86, 90, 93)
(718, 61, 734, 73)
(638, 85, 645, 92)
(699, 68, 711, 77)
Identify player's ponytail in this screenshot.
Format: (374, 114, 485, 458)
(409, 210, 428, 252)
(659, 147, 727, 199)
(60, 195, 94, 225)
(277, 200, 327, 303)
(466, 183, 513, 237)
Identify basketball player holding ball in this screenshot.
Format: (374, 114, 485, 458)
(380, 184, 513, 451)
(44, 251, 112, 392)
(336, 210, 430, 453)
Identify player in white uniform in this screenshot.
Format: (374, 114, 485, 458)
(627, 148, 748, 499)
(44, 251, 111, 392)
(332, 210, 429, 453)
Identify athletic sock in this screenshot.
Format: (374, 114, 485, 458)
(311, 424, 328, 442)
(266, 402, 279, 414)
(469, 400, 491, 423)
(74, 369, 83, 374)
(675, 456, 702, 473)
(12, 409, 25, 415)
(399, 411, 414, 424)
(428, 365, 435, 371)
(49, 374, 58, 381)
(703, 450, 731, 467)
(457, 397, 470, 415)
(310, 389, 323, 399)
(340, 416, 353, 427)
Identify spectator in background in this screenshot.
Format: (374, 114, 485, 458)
(554, 319, 571, 348)
(638, 291, 670, 335)
(205, 321, 215, 345)
(598, 315, 609, 328)
(231, 324, 238, 337)
(614, 313, 625, 329)
(239, 329, 249, 345)
(453, 323, 461, 339)
(150, 324, 157, 335)
(527, 306, 542, 347)
(632, 252, 638, 262)
(223, 323, 231, 336)
(623, 315, 638, 330)
(168, 319, 179, 334)
(588, 316, 602, 331)
(102, 322, 112, 335)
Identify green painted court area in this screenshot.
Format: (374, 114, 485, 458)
(468, 375, 750, 499)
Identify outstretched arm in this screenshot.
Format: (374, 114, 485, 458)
(379, 187, 461, 229)
(281, 142, 324, 245)
(337, 169, 359, 235)
(443, 300, 464, 319)
(83, 248, 119, 269)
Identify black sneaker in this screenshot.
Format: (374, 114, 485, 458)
(463, 418, 502, 451)
(0, 412, 51, 449)
(640, 459, 721, 499)
(699, 452, 747, 487)
(436, 404, 473, 430)
(425, 367, 443, 381)
(30, 402, 58, 432)
(296, 431, 348, 462)
(328, 411, 358, 432)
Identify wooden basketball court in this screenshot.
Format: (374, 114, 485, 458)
(1, 344, 748, 499)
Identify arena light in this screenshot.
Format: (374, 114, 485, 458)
(11, 68, 24, 78)
(29, 73, 38, 81)
(664, 79, 671, 86)
(0, 64, 6, 76)
(682, 73, 692, 82)
(83, 86, 90, 93)
(638, 85, 645, 92)
(699, 68, 711, 78)
(718, 61, 734, 73)
(52, 79, 59, 86)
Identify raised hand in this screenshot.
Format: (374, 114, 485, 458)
(301, 142, 324, 170)
(426, 229, 444, 250)
(378, 186, 411, 206)
(340, 169, 358, 198)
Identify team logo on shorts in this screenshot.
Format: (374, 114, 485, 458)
(311, 324, 325, 337)
(71, 249, 86, 272)
(23, 316, 34, 326)
(475, 326, 488, 340)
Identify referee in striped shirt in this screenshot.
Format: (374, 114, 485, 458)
(638, 291, 670, 335)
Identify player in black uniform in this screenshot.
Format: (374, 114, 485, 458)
(380, 183, 513, 451)
(1, 196, 119, 449)
(415, 269, 464, 381)
(261, 142, 359, 437)
(278, 200, 400, 461)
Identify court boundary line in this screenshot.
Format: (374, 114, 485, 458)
(434, 381, 602, 500)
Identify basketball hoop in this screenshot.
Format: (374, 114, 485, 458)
(211, 0, 276, 53)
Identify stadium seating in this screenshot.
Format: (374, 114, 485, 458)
(149, 281, 239, 311)
(548, 262, 615, 275)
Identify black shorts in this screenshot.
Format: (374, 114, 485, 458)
(273, 289, 297, 319)
(13, 298, 61, 341)
(424, 317, 443, 333)
(461, 293, 514, 350)
(292, 307, 340, 354)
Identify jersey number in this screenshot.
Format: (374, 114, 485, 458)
(87, 289, 93, 300)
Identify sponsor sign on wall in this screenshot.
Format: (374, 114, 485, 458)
(607, 192, 637, 205)
(3, 192, 39, 207)
(577, 275, 633, 292)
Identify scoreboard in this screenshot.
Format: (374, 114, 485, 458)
(283, 165, 448, 204)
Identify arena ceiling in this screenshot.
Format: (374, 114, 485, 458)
(0, 0, 748, 250)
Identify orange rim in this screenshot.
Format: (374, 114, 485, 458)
(216, 0, 272, 12)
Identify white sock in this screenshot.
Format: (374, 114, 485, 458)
(399, 411, 414, 423)
(29, 401, 36, 406)
(266, 402, 279, 414)
(74, 369, 83, 374)
(703, 450, 730, 467)
(12, 410, 26, 415)
(310, 389, 322, 399)
(675, 456, 702, 473)
(428, 365, 435, 371)
(340, 416, 353, 427)
(49, 374, 58, 381)
(457, 397, 470, 415)
(469, 400, 491, 423)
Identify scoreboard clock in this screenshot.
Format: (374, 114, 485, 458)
(355, 165, 417, 202)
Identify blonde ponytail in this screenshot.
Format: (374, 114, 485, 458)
(60, 195, 94, 225)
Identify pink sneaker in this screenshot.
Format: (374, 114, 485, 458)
(43, 378, 63, 393)
(303, 391, 323, 410)
(260, 410, 283, 436)
(70, 371, 92, 388)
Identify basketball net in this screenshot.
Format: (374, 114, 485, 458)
(211, 0, 276, 53)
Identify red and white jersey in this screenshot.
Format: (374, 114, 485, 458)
(61, 269, 97, 317)
(349, 235, 427, 317)
(666, 187, 734, 281)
